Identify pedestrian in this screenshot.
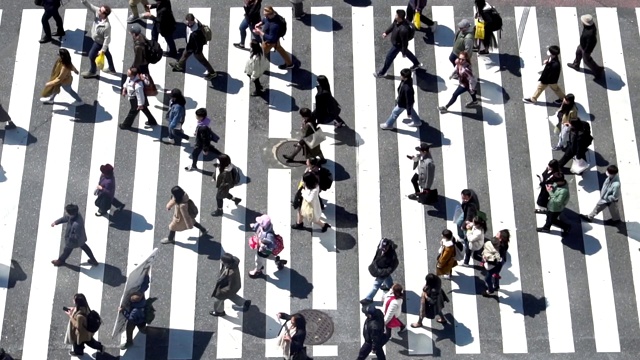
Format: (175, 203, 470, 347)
(291, 172, 331, 232)
(481, 235, 502, 296)
(302, 156, 331, 209)
(490, 229, 510, 292)
(374, 9, 421, 78)
(536, 177, 571, 235)
(233, 0, 262, 49)
(558, 118, 592, 170)
(567, 14, 605, 79)
(312, 75, 346, 128)
(39, 49, 84, 107)
(406, 0, 437, 33)
(535, 159, 563, 213)
(128, 25, 152, 75)
(64, 293, 104, 356)
(119, 67, 158, 130)
(449, 19, 474, 67)
(253, 6, 294, 70)
(39, 0, 65, 44)
(185, 108, 219, 172)
(81, 0, 116, 78)
(473, 0, 499, 55)
(161, 88, 185, 144)
(276, 312, 308, 359)
(357, 305, 387, 360)
(210, 154, 243, 216)
(244, 40, 269, 96)
(93, 163, 126, 217)
(436, 229, 457, 279)
(411, 273, 449, 327)
(169, 14, 217, 79)
(455, 189, 480, 239)
(383, 283, 407, 338)
(160, 185, 208, 244)
(552, 94, 578, 151)
(380, 69, 421, 129)
(438, 51, 479, 113)
(407, 142, 435, 200)
(360, 238, 399, 305)
(580, 165, 622, 226)
(463, 216, 486, 266)
(127, 0, 149, 23)
(51, 204, 99, 267)
(523, 45, 565, 105)
(283, 108, 325, 163)
(118, 292, 147, 350)
(143, 0, 178, 57)
(248, 214, 287, 277)
(210, 253, 251, 316)
(291, 0, 306, 20)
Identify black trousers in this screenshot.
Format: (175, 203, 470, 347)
(97, 196, 125, 213)
(543, 211, 568, 231)
(121, 98, 156, 127)
(406, 3, 435, 27)
(411, 173, 420, 193)
(357, 342, 386, 360)
(216, 193, 234, 209)
(558, 148, 586, 168)
(58, 244, 97, 263)
(72, 338, 102, 355)
(125, 321, 147, 343)
(42, 7, 63, 38)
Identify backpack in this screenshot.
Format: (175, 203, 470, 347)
(275, 14, 287, 38)
(453, 240, 465, 262)
(231, 166, 241, 185)
(579, 120, 593, 147)
(402, 22, 415, 41)
(85, 310, 102, 333)
(144, 297, 157, 324)
(477, 210, 487, 222)
(144, 39, 164, 64)
(187, 199, 199, 218)
(318, 167, 333, 191)
(201, 24, 213, 42)
(487, 7, 503, 31)
(273, 234, 285, 256)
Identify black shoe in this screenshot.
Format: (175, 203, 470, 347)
(118, 123, 131, 130)
(276, 259, 287, 270)
(567, 63, 579, 70)
(604, 219, 622, 226)
(408, 193, 419, 200)
(379, 284, 390, 291)
(117, 203, 125, 211)
(291, 222, 304, 230)
(145, 121, 158, 126)
(211, 209, 223, 216)
(185, 165, 198, 172)
(69, 351, 83, 357)
(360, 298, 373, 305)
(579, 214, 593, 222)
(39, 37, 53, 44)
(88, 259, 99, 266)
(283, 155, 295, 162)
(233, 197, 242, 206)
(233, 42, 245, 49)
(54, 30, 66, 37)
(242, 300, 251, 311)
(536, 227, 550, 233)
(5, 121, 16, 129)
(209, 311, 226, 317)
(321, 223, 331, 232)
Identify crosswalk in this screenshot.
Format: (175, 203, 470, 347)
(1, 3, 640, 359)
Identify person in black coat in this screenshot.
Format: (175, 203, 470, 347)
(144, 0, 177, 57)
(380, 68, 421, 129)
(524, 45, 565, 105)
(567, 14, 604, 79)
(360, 239, 399, 305)
(374, 9, 422, 77)
(357, 305, 387, 360)
(170, 14, 216, 79)
(535, 159, 563, 213)
(276, 312, 307, 359)
(234, 0, 262, 49)
(39, 0, 65, 43)
(558, 119, 592, 168)
(312, 75, 346, 128)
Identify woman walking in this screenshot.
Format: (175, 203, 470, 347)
(283, 108, 325, 163)
(276, 312, 308, 360)
(65, 293, 104, 356)
(436, 229, 457, 279)
(474, 0, 498, 55)
(411, 273, 449, 327)
(234, 0, 262, 49)
(160, 185, 207, 244)
(94, 163, 125, 217)
(162, 89, 186, 144)
(40, 49, 84, 107)
(211, 154, 242, 216)
(438, 51, 479, 113)
(535, 159, 563, 213)
(383, 283, 407, 339)
(244, 40, 269, 96)
(463, 216, 486, 265)
(144, 0, 178, 57)
(185, 108, 219, 172)
(312, 75, 346, 128)
(248, 214, 287, 277)
(291, 172, 331, 232)
(481, 234, 502, 296)
(552, 94, 578, 151)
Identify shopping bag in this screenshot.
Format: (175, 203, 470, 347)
(413, 12, 421, 29)
(475, 20, 485, 40)
(95, 52, 105, 71)
(570, 157, 589, 175)
(302, 127, 326, 148)
(248, 235, 259, 250)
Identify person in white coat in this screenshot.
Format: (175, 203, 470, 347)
(463, 216, 486, 266)
(383, 283, 406, 341)
(244, 40, 269, 96)
(291, 172, 331, 232)
(580, 165, 622, 226)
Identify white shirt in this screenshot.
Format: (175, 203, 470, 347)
(125, 76, 145, 106)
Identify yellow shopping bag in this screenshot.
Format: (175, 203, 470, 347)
(413, 12, 421, 29)
(475, 20, 485, 40)
(95, 52, 105, 71)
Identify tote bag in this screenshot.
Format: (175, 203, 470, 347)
(475, 20, 485, 40)
(302, 126, 326, 149)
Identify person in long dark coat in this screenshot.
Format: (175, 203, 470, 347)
(94, 164, 125, 217)
(411, 273, 449, 327)
(535, 159, 563, 213)
(144, 0, 177, 57)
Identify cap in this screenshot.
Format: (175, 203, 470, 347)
(458, 19, 471, 29)
(415, 142, 430, 152)
(364, 304, 377, 316)
(379, 238, 391, 249)
(100, 163, 114, 175)
(580, 14, 593, 26)
(548, 45, 560, 56)
(255, 214, 271, 228)
(129, 24, 142, 35)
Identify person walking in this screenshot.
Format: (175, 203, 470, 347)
(558, 118, 592, 169)
(436, 229, 457, 279)
(407, 142, 435, 200)
(312, 75, 346, 128)
(473, 0, 499, 55)
(523, 45, 565, 105)
(552, 94, 578, 151)
(455, 189, 480, 239)
(383, 284, 407, 339)
(248, 214, 287, 277)
(39, 49, 84, 107)
(93, 163, 125, 217)
(143, 0, 178, 57)
(253, 6, 294, 70)
(81, 0, 116, 78)
(535, 159, 563, 213)
(161, 88, 186, 144)
(291, 172, 331, 232)
(185, 108, 219, 171)
(211, 154, 242, 216)
(64, 294, 105, 356)
(580, 165, 622, 226)
(360, 238, 399, 305)
(210, 253, 251, 316)
(411, 273, 449, 327)
(567, 14, 605, 79)
(481, 236, 502, 296)
(118, 292, 147, 350)
(406, 0, 437, 33)
(127, 0, 150, 23)
(438, 51, 479, 113)
(244, 40, 269, 96)
(128, 25, 151, 75)
(233, 0, 262, 49)
(449, 19, 474, 67)
(283, 108, 325, 163)
(39, 0, 65, 44)
(169, 14, 217, 79)
(51, 204, 99, 267)
(536, 177, 571, 235)
(119, 67, 158, 130)
(374, 10, 421, 78)
(463, 216, 486, 266)
(291, 0, 306, 20)
(380, 68, 421, 129)
(160, 185, 207, 244)
(276, 312, 308, 360)
(357, 304, 387, 360)
(490, 229, 510, 292)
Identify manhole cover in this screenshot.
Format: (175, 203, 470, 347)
(275, 140, 306, 167)
(298, 309, 334, 345)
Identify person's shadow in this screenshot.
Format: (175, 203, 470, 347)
(298, 13, 343, 32)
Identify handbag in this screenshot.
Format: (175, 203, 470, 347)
(475, 20, 485, 40)
(300, 199, 314, 221)
(95, 52, 105, 71)
(413, 12, 421, 29)
(302, 126, 326, 148)
(570, 157, 589, 175)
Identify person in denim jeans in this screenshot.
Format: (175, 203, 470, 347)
(380, 68, 421, 130)
(360, 239, 399, 305)
(81, 0, 116, 78)
(374, 9, 422, 78)
(162, 88, 185, 144)
(234, 0, 262, 49)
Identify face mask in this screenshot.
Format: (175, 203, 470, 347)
(546, 50, 551, 56)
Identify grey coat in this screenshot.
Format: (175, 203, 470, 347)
(55, 214, 87, 249)
(598, 174, 621, 205)
(413, 153, 435, 190)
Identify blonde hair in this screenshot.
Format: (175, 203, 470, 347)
(263, 5, 274, 14)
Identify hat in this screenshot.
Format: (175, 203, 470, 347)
(129, 24, 142, 35)
(580, 14, 593, 26)
(100, 164, 114, 175)
(458, 19, 471, 29)
(379, 238, 391, 249)
(415, 142, 430, 152)
(255, 214, 271, 228)
(363, 304, 377, 316)
(548, 45, 560, 56)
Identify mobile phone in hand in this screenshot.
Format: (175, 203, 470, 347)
(63, 306, 70, 312)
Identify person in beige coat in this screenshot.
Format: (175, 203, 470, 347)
(436, 229, 457, 279)
(161, 185, 207, 244)
(40, 49, 83, 107)
(65, 293, 104, 356)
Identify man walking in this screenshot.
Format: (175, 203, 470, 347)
(169, 14, 217, 79)
(407, 142, 435, 200)
(39, 0, 65, 44)
(357, 305, 387, 360)
(210, 253, 251, 317)
(374, 9, 421, 78)
(143, 0, 178, 57)
(253, 6, 294, 70)
(50, 204, 99, 267)
(360, 238, 399, 305)
(119, 67, 157, 130)
(536, 177, 571, 235)
(81, 0, 116, 78)
(127, 0, 150, 23)
(567, 14, 605, 79)
(580, 165, 621, 226)
(129, 25, 151, 75)
(523, 45, 565, 105)
(380, 68, 421, 129)
(449, 19, 474, 68)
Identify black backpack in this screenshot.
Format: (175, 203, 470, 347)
(487, 7, 503, 31)
(402, 22, 415, 41)
(231, 166, 241, 185)
(275, 14, 287, 38)
(85, 310, 102, 333)
(318, 167, 333, 191)
(145, 39, 164, 64)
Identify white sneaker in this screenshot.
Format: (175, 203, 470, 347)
(40, 97, 53, 104)
(162, 137, 175, 144)
(70, 100, 84, 107)
(408, 120, 421, 127)
(127, 15, 139, 23)
(379, 123, 392, 130)
(442, 274, 451, 279)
